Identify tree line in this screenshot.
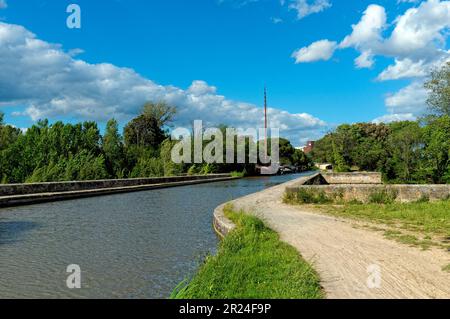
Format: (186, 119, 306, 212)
(312, 62, 450, 184)
(0, 102, 312, 184)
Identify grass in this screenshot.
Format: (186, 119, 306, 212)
(284, 188, 333, 204)
(284, 187, 400, 205)
(306, 200, 450, 250)
(322, 201, 450, 238)
(367, 189, 398, 204)
(443, 264, 450, 273)
(171, 205, 323, 299)
(230, 170, 247, 178)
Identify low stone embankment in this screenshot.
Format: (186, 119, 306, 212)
(0, 174, 237, 208)
(286, 172, 450, 203)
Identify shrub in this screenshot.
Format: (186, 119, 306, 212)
(130, 157, 164, 178)
(284, 188, 332, 204)
(368, 188, 398, 204)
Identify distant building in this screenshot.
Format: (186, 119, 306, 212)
(302, 141, 315, 154)
(315, 163, 333, 170)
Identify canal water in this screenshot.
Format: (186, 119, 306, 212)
(0, 173, 311, 299)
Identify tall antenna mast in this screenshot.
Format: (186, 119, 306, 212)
(264, 86, 268, 160)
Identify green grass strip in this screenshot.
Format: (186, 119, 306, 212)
(171, 206, 323, 299)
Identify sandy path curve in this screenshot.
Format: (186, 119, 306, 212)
(228, 175, 450, 299)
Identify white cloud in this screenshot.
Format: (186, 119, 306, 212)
(385, 81, 428, 114)
(294, 0, 450, 120)
(340, 4, 387, 51)
(271, 17, 283, 24)
(377, 58, 428, 81)
(292, 39, 337, 63)
(355, 50, 375, 68)
(288, 0, 332, 19)
(298, 0, 450, 72)
(383, 0, 450, 60)
(0, 22, 327, 146)
(0, 0, 7, 9)
(372, 113, 417, 124)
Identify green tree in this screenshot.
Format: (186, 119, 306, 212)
(421, 116, 450, 183)
(124, 114, 165, 149)
(160, 139, 184, 176)
(103, 119, 124, 177)
(384, 121, 423, 183)
(142, 101, 177, 128)
(332, 141, 350, 172)
(425, 62, 450, 117)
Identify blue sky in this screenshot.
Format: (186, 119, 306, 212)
(0, 0, 449, 145)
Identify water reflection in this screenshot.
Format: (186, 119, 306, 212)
(0, 221, 39, 245)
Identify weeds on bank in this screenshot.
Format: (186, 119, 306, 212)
(443, 264, 450, 273)
(171, 205, 323, 299)
(284, 188, 335, 204)
(285, 188, 450, 251)
(230, 170, 247, 178)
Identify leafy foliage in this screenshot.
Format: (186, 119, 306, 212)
(0, 102, 311, 183)
(425, 61, 450, 117)
(312, 118, 450, 184)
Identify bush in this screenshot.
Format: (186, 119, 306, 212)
(368, 188, 398, 204)
(26, 151, 109, 182)
(284, 188, 332, 204)
(130, 157, 164, 178)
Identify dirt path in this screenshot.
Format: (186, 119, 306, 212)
(230, 176, 450, 299)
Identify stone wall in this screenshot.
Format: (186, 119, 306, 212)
(322, 172, 382, 184)
(0, 174, 231, 196)
(286, 173, 450, 203)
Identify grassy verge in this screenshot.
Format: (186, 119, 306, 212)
(443, 264, 450, 273)
(285, 192, 450, 251)
(171, 205, 323, 299)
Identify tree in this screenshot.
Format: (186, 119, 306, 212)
(142, 101, 177, 128)
(103, 119, 124, 177)
(124, 114, 165, 148)
(278, 138, 296, 165)
(421, 116, 450, 183)
(384, 121, 423, 183)
(0, 112, 21, 151)
(425, 62, 450, 117)
(332, 141, 350, 172)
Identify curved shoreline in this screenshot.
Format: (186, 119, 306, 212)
(213, 174, 317, 238)
(212, 173, 450, 299)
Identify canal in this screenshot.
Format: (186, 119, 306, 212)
(0, 173, 311, 298)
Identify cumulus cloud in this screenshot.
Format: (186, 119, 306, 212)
(340, 5, 387, 50)
(0, 0, 7, 9)
(385, 81, 429, 114)
(292, 40, 337, 63)
(0, 22, 327, 146)
(377, 58, 428, 81)
(288, 0, 332, 19)
(293, 0, 450, 120)
(372, 113, 417, 124)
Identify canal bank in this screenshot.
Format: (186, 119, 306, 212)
(212, 174, 450, 299)
(0, 174, 238, 208)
